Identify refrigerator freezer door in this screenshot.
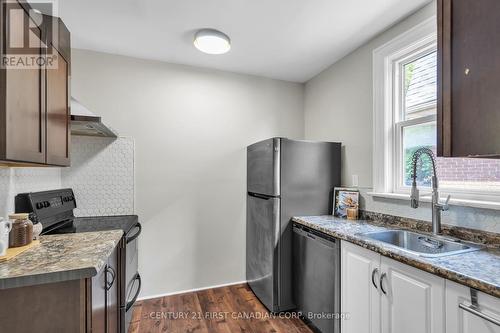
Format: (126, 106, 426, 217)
(247, 138, 280, 197)
(246, 193, 280, 312)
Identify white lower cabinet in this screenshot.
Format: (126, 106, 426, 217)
(341, 241, 445, 333)
(446, 280, 500, 333)
(341, 241, 381, 333)
(380, 257, 445, 333)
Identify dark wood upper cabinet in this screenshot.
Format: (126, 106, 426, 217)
(438, 0, 500, 157)
(0, 0, 46, 164)
(46, 45, 70, 166)
(0, 1, 70, 166)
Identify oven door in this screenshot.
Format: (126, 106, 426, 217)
(120, 222, 142, 333)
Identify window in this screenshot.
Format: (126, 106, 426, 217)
(373, 17, 500, 203)
(395, 49, 437, 191)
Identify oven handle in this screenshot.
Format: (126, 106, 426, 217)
(126, 273, 142, 311)
(126, 223, 142, 244)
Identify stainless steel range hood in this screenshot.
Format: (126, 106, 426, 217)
(71, 98, 118, 138)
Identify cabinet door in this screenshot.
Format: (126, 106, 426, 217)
(91, 266, 107, 333)
(46, 46, 70, 166)
(446, 280, 500, 333)
(380, 257, 445, 333)
(3, 1, 46, 163)
(438, 0, 500, 157)
(341, 241, 381, 333)
(106, 247, 119, 333)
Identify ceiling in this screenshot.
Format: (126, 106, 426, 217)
(56, 0, 431, 83)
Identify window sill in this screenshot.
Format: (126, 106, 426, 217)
(367, 192, 500, 211)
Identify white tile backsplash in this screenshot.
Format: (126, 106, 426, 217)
(61, 136, 135, 217)
(0, 136, 134, 219)
(0, 168, 61, 218)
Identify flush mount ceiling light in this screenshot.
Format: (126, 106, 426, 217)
(194, 29, 231, 55)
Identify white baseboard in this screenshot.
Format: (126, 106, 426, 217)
(137, 280, 248, 302)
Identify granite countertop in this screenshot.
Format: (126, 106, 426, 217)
(0, 230, 123, 289)
(293, 215, 500, 298)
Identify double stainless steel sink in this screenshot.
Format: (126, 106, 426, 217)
(358, 230, 480, 258)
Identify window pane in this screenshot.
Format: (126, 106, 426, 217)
(404, 51, 437, 120)
(403, 122, 436, 187)
(402, 122, 500, 191)
(437, 158, 500, 191)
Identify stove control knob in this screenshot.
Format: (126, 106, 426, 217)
(43, 201, 50, 208)
(36, 202, 43, 209)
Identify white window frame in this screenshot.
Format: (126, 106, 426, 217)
(372, 16, 500, 206)
(393, 45, 437, 194)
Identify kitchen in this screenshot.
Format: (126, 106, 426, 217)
(0, 0, 499, 332)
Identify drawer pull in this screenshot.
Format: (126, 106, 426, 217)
(459, 304, 500, 326)
(105, 266, 116, 290)
(459, 288, 500, 327)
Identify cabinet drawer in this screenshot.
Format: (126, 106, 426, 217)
(446, 280, 500, 333)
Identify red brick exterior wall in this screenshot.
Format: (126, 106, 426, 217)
(436, 158, 500, 182)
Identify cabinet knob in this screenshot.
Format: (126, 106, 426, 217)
(464, 68, 470, 76)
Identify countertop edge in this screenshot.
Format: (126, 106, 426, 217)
(292, 216, 500, 299)
(0, 267, 97, 289)
(0, 230, 123, 290)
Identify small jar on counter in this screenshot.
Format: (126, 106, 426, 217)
(346, 207, 359, 220)
(8, 213, 33, 247)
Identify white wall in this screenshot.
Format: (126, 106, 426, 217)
(305, 2, 436, 188)
(304, 1, 500, 233)
(70, 49, 304, 298)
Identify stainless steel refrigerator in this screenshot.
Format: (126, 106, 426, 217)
(246, 138, 341, 312)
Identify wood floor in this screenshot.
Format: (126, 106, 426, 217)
(128, 283, 314, 333)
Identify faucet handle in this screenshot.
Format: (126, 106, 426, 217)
(438, 195, 451, 211)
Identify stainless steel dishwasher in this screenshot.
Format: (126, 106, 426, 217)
(293, 223, 340, 333)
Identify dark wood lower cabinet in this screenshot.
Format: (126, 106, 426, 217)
(91, 261, 108, 332)
(0, 246, 120, 333)
(106, 247, 120, 333)
(0, 279, 86, 332)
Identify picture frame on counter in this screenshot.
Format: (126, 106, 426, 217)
(333, 187, 359, 218)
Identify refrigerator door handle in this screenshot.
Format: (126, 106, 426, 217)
(273, 197, 281, 309)
(248, 192, 279, 200)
